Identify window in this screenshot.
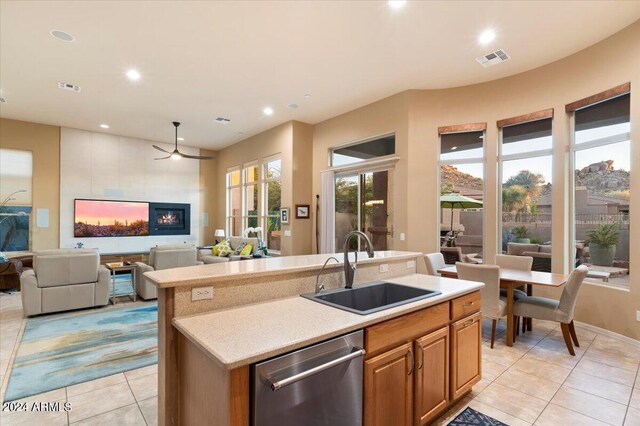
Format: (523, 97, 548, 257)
(439, 129, 485, 260)
(500, 117, 553, 271)
(226, 157, 281, 252)
(243, 163, 259, 228)
(572, 93, 630, 288)
(331, 134, 395, 167)
(0, 149, 33, 251)
(263, 158, 281, 251)
(226, 168, 241, 237)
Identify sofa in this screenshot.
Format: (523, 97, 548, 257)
(200, 237, 260, 264)
(135, 244, 202, 300)
(506, 242, 551, 272)
(20, 249, 110, 316)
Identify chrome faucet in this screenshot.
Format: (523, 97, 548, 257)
(343, 231, 375, 289)
(315, 256, 340, 294)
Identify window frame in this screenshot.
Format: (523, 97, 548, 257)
(498, 117, 554, 260)
(329, 132, 396, 167)
(568, 93, 631, 288)
(225, 166, 241, 238)
(437, 129, 487, 260)
(262, 155, 282, 254)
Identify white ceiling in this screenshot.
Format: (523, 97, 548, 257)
(1, 1, 639, 150)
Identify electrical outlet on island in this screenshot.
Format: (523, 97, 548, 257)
(192, 286, 214, 301)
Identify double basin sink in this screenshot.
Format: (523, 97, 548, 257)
(302, 281, 441, 315)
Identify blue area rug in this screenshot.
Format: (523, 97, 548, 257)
(112, 273, 134, 297)
(448, 407, 507, 425)
(4, 302, 158, 402)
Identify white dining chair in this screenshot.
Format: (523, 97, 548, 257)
(424, 253, 446, 276)
(456, 262, 507, 349)
(495, 254, 532, 334)
(514, 265, 589, 355)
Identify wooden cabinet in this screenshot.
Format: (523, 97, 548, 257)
(364, 342, 414, 426)
(364, 292, 481, 426)
(450, 311, 482, 400)
(414, 327, 449, 426)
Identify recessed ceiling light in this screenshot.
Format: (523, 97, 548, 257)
(478, 29, 496, 45)
(100, 124, 110, 129)
(288, 103, 298, 109)
(263, 107, 274, 116)
(304, 94, 311, 99)
(126, 69, 141, 81)
(238, 132, 244, 135)
(177, 137, 184, 141)
(451, 146, 458, 150)
(388, 0, 406, 10)
(50, 29, 75, 42)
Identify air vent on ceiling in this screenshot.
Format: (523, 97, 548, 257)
(58, 82, 81, 92)
(215, 117, 231, 124)
(0, 97, 6, 103)
(476, 49, 510, 68)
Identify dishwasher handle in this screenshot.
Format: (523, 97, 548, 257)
(268, 347, 366, 391)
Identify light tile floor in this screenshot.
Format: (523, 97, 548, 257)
(1, 290, 639, 425)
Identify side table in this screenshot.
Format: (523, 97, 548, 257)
(105, 262, 138, 304)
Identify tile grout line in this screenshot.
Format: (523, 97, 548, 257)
(622, 363, 640, 426)
(473, 322, 557, 425)
(124, 366, 150, 425)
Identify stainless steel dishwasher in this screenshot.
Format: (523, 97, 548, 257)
(252, 330, 364, 426)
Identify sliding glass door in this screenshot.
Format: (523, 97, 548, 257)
(335, 169, 393, 251)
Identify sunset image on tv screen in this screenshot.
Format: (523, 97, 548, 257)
(74, 200, 149, 237)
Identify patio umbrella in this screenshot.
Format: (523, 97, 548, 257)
(440, 193, 484, 232)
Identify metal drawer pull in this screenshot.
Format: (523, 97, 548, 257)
(269, 348, 366, 391)
(463, 319, 476, 327)
(418, 344, 424, 370)
(463, 301, 475, 307)
(407, 349, 414, 376)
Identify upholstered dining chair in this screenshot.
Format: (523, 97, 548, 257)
(514, 265, 589, 356)
(495, 254, 532, 334)
(456, 262, 506, 349)
(424, 253, 446, 276)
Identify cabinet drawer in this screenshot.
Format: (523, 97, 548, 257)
(450, 291, 481, 322)
(365, 302, 449, 358)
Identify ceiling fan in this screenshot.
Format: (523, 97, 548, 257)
(153, 122, 214, 160)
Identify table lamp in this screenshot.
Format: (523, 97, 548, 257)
(214, 229, 225, 244)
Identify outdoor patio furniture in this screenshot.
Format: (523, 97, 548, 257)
(441, 247, 464, 264)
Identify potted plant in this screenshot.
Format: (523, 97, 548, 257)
(587, 222, 620, 267)
(512, 226, 530, 244)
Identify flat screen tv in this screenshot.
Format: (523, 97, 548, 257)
(74, 199, 149, 237)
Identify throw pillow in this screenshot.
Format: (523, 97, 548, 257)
(217, 240, 233, 257)
(233, 242, 248, 256)
(239, 243, 253, 256)
(212, 239, 227, 256)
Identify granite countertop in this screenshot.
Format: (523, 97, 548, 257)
(145, 250, 422, 288)
(172, 273, 483, 369)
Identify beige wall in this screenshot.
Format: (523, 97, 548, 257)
(312, 91, 410, 253)
(199, 149, 218, 246)
(0, 118, 60, 251)
(312, 21, 640, 338)
(212, 121, 313, 256)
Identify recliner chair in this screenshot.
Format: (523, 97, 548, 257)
(20, 249, 110, 316)
(135, 244, 201, 300)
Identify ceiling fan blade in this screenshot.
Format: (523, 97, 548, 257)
(153, 145, 171, 153)
(154, 155, 172, 160)
(180, 153, 215, 160)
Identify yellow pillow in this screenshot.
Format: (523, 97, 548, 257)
(212, 239, 226, 256)
(239, 243, 253, 256)
(217, 240, 233, 257)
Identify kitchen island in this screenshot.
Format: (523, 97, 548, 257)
(145, 251, 483, 425)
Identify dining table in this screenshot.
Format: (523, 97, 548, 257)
(437, 265, 569, 347)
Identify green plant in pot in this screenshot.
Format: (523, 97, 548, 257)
(512, 226, 530, 244)
(587, 222, 619, 267)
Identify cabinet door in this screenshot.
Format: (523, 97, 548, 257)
(450, 311, 482, 400)
(364, 342, 414, 426)
(414, 326, 449, 426)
